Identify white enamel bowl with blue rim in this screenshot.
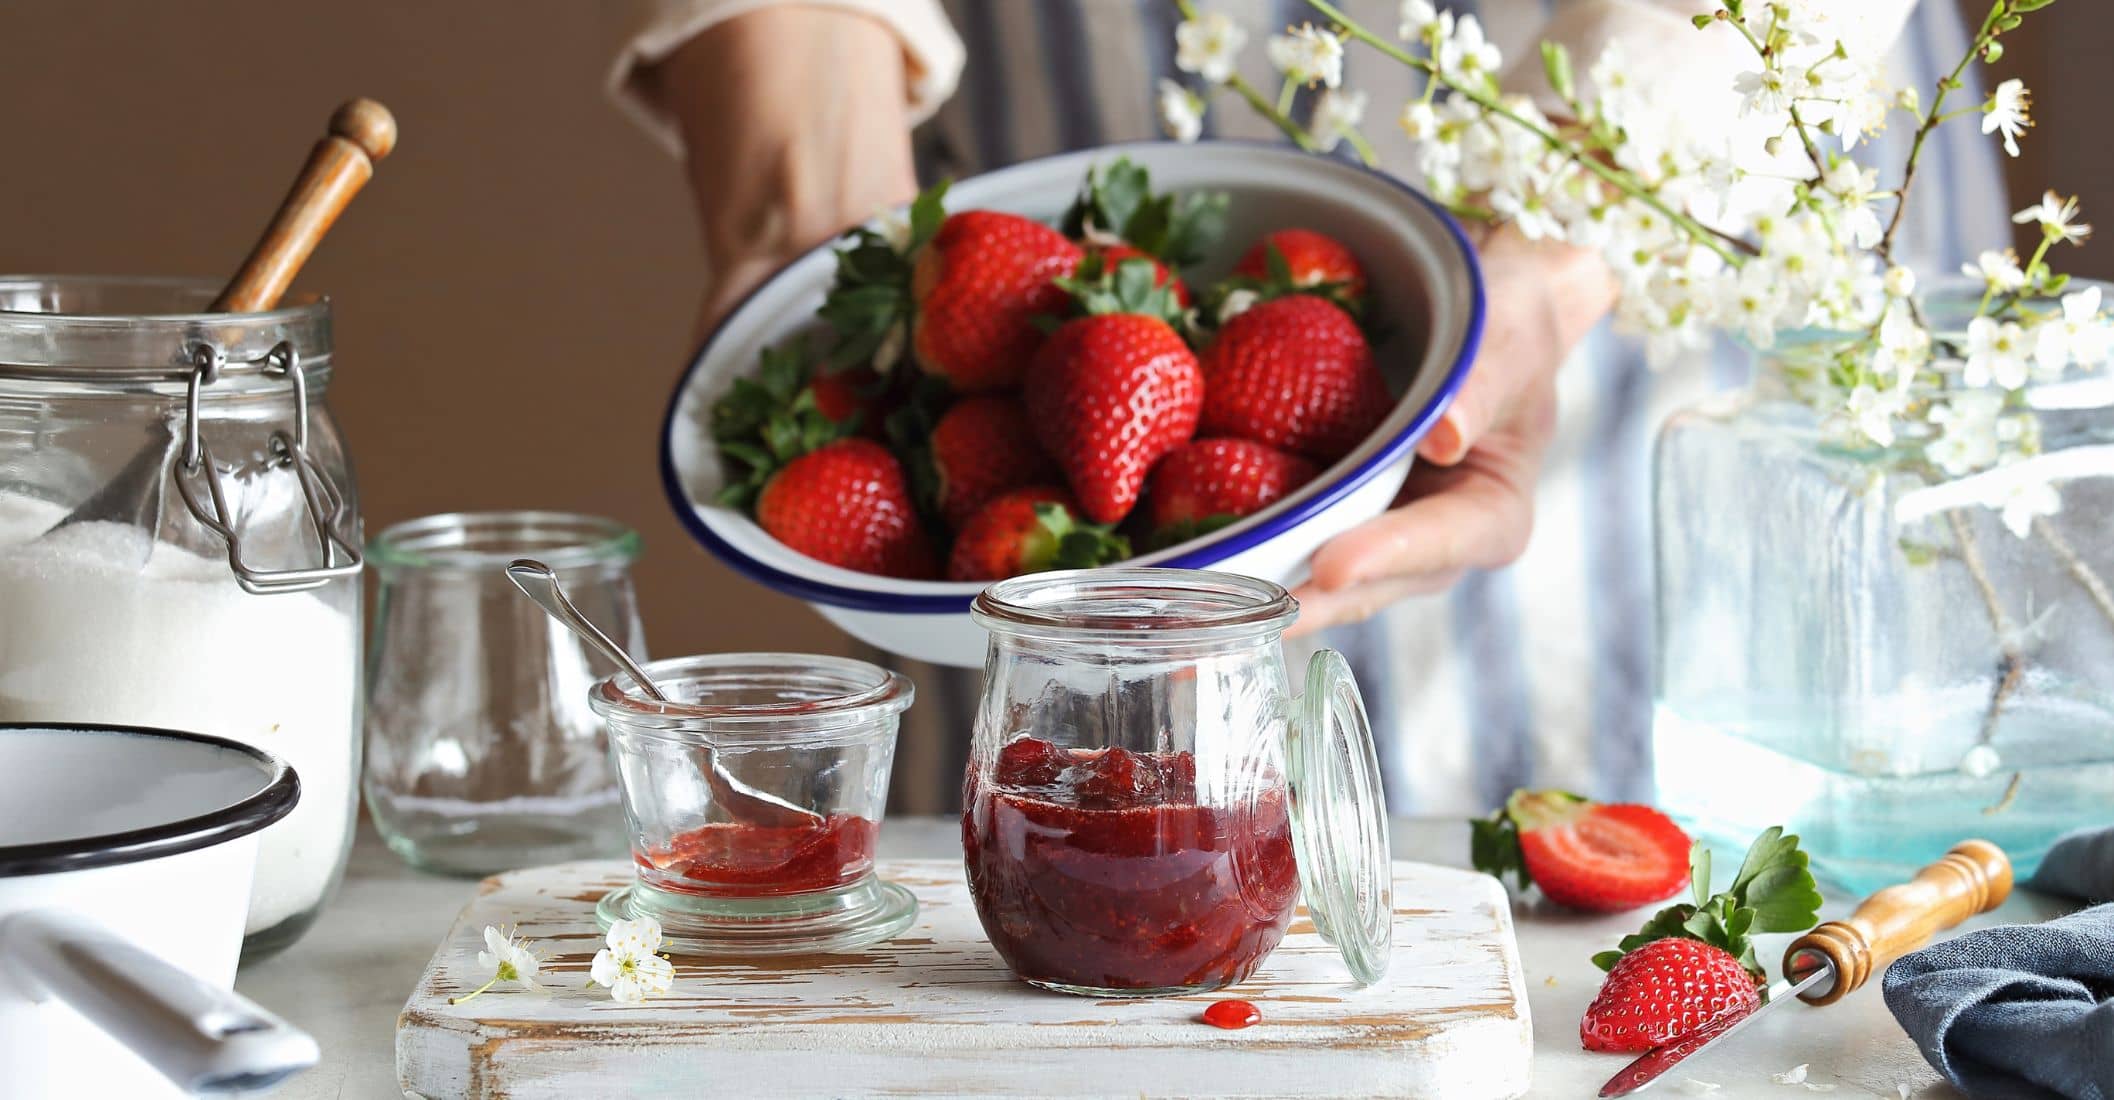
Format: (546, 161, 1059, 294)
(661, 141, 1485, 667)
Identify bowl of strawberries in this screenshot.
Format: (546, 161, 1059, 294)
(661, 141, 1484, 666)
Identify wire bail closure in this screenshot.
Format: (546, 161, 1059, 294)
(175, 339, 362, 595)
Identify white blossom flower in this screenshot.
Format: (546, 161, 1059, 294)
(590, 917, 675, 1003)
(1398, 0, 1452, 45)
(1398, 99, 1439, 141)
(1436, 14, 1501, 88)
(1720, 262, 1791, 349)
(1309, 88, 1367, 153)
(1492, 180, 1565, 242)
(1965, 316, 2033, 390)
(2013, 190, 2092, 247)
(1156, 79, 1204, 144)
(1268, 25, 1343, 89)
(1928, 392, 2006, 475)
(1874, 303, 1930, 385)
(452, 925, 543, 1004)
(1587, 44, 1644, 130)
(1962, 249, 2027, 293)
(1733, 65, 1797, 119)
(2033, 285, 2112, 372)
(1175, 10, 1248, 85)
(1982, 78, 2032, 158)
(1820, 160, 1884, 249)
(1845, 382, 1907, 447)
(1997, 477, 2061, 538)
(1883, 265, 1916, 299)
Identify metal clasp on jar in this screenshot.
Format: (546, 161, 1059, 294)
(175, 340, 362, 595)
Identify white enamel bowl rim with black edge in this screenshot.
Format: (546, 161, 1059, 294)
(660, 140, 1486, 664)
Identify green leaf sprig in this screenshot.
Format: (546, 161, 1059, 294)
(1591, 827, 1824, 982)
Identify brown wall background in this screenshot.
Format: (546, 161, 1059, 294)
(1, 1, 2106, 663)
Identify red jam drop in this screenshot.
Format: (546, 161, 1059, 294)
(964, 736, 1300, 994)
(1202, 999, 1262, 1030)
(640, 813, 877, 897)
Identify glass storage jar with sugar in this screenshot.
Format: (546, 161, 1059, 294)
(0, 275, 363, 957)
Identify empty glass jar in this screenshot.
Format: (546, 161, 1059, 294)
(592, 653, 916, 954)
(962, 568, 1393, 997)
(364, 512, 639, 875)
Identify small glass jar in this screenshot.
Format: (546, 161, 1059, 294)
(0, 275, 362, 959)
(591, 653, 917, 954)
(1655, 282, 2114, 892)
(963, 568, 1393, 998)
(363, 512, 641, 875)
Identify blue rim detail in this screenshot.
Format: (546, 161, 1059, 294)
(658, 139, 1488, 615)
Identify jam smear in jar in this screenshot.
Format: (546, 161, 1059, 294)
(640, 813, 878, 897)
(964, 735, 1300, 994)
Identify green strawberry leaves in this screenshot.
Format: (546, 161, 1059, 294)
(1029, 502, 1131, 572)
(711, 339, 857, 511)
(1590, 827, 1823, 982)
(817, 180, 951, 370)
(1205, 241, 1365, 320)
(1061, 157, 1227, 269)
(1470, 789, 1589, 893)
(1055, 255, 1185, 325)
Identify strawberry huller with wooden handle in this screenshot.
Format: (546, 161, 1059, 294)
(48, 98, 394, 556)
(1600, 839, 2013, 1097)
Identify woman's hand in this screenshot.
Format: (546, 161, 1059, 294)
(650, 7, 920, 340)
(1287, 222, 1616, 636)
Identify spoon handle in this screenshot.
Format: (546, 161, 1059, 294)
(504, 559, 667, 703)
(211, 98, 395, 313)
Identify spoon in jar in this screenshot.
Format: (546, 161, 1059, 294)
(503, 558, 823, 829)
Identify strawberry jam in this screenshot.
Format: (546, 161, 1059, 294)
(639, 813, 878, 898)
(963, 736, 1300, 994)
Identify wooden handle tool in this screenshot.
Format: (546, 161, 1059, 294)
(1785, 838, 2012, 1005)
(209, 97, 396, 312)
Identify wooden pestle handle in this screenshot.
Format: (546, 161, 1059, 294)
(1785, 839, 2011, 1006)
(209, 98, 396, 313)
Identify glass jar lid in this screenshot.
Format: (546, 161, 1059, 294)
(1291, 648, 1394, 986)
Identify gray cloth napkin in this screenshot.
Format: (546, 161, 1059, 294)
(1882, 827, 2114, 1100)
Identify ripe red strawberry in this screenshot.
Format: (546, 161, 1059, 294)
(923, 395, 1059, 528)
(753, 439, 936, 579)
(946, 486, 1130, 581)
(1145, 439, 1319, 544)
(1086, 243, 1191, 307)
(1025, 263, 1203, 524)
(910, 211, 1081, 391)
(1232, 228, 1368, 307)
(1198, 295, 1392, 464)
(803, 366, 885, 432)
(1472, 790, 1691, 912)
(1580, 938, 1760, 1052)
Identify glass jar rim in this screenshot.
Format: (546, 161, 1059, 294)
(589, 652, 914, 742)
(0, 274, 333, 383)
(970, 567, 1298, 641)
(369, 511, 641, 572)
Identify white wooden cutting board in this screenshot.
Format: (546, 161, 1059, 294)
(396, 859, 1531, 1099)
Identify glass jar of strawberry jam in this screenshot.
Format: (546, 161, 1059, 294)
(590, 653, 917, 954)
(963, 568, 1393, 997)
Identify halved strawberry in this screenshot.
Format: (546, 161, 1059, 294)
(752, 438, 936, 579)
(1026, 260, 1203, 524)
(1145, 438, 1319, 547)
(1230, 228, 1368, 310)
(1580, 938, 1760, 1053)
(1198, 295, 1391, 464)
(946, 486, 1130, 581)
(1471, 790, 1690, 912)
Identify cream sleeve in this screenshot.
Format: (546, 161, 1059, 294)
(608, 0, 966, 158)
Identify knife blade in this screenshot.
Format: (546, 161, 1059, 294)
(1594, 839, 2014, 1098)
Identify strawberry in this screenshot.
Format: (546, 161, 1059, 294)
(1580, 938, 1760, 1053)
(946, 486, 1130, 581)
(1025, 260, 1203, 524)
(1086, 243, 1190, 307)
(802, 366, 887, 433)
(1230, 228, 1368, 311)
(1198, 295, 1392, 463)
(918, 394, 1060, 528)
(1060, 157, 1228, 270)
(1145, 438, 1319, 546)
(818, 183, 1080, 391)
(1471, 790, 1692, 912)
(751, 439, 937, 579)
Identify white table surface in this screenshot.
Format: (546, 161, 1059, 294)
(242, 818, 2068, 1099)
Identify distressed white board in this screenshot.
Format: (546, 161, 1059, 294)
(396, 859, 1531, 1099)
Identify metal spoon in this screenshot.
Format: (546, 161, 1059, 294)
(504, 558, 822, 829)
